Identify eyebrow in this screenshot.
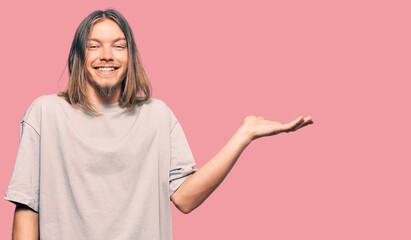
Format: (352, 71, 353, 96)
(87, 37, 127, 43)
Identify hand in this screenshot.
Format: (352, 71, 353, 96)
(241, 115, 314, 141)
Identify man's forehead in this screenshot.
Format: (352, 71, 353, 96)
(88, 19, 126, 42)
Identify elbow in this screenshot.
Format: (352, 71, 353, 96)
(179, 205, 194, 214)
(171, 193, 198, 214)
(174, 199, 197, 214)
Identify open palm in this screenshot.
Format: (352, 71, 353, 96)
(242, 115, 314, 141)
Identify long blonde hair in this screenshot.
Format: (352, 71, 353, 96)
(58, 9, 151, 114)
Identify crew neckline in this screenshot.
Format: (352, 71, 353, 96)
(91, 102, 122, 113)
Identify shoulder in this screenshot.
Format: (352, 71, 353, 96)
(140, 97, 178, 128)
(143, 97, 168, 109)
(27, 93, 63, 107)
(21, 94, 62, 126)
(141, 98, 173, 114)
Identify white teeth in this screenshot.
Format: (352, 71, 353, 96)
(98, 67, 115, 72)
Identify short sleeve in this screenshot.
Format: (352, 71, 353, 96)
(4, 120, 40, 212)
(168, 120, 197, 199)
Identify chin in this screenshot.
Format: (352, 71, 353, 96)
(92, 79, 123, 97)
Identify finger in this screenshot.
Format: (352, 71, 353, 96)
(292, 119, 306, 130)
(304, 116, 313, 124)
(301, 116, 314, 126)
(293, 117, 314, 131)
(294, 120, 312, 130)
(282, 116, 304, 132)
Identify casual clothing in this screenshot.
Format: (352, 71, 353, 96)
(4, 94, 197, 240)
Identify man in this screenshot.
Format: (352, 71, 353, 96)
(5, 9, 313, 240)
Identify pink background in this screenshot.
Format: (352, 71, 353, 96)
(1, 0, 410, 239)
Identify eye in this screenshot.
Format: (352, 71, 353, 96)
(115, 45, 126, 49)
(88, 45, 98, 49)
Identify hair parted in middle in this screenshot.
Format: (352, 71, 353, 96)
(58, 9, 151, 114)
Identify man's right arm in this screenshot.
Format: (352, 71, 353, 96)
(12, 203, 39, 240)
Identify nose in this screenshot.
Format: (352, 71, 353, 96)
(100, 46, 114, 61)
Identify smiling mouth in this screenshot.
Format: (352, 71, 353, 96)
(93, 66, 119, 72)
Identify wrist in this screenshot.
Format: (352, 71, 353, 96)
(235, 124, 254, 146)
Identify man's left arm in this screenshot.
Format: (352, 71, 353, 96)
(171, 115, 313, 214)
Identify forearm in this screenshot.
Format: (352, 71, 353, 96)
(172, 125, 252, 213)
(12, 204, 39, 240)
(171, 115, 313, 214)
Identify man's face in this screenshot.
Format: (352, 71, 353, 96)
(85, 18, 128, 97)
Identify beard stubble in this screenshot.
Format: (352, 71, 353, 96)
(90, 79, 121, 97)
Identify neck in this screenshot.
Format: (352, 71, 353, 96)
(92, 92, 121, 104)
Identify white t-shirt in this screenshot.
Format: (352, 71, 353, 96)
(4, 94, 197, 240)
